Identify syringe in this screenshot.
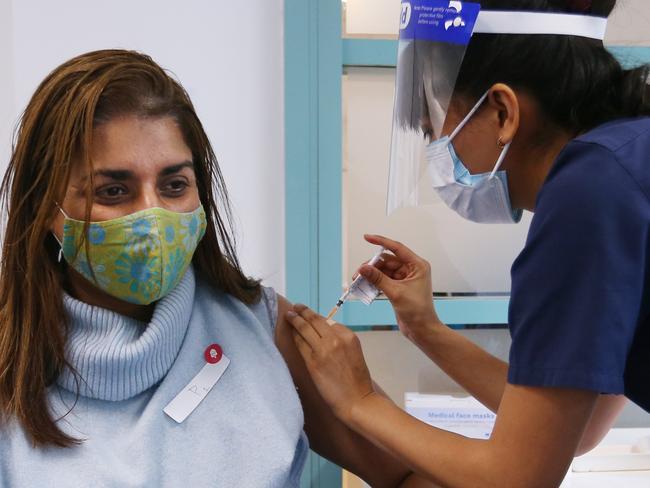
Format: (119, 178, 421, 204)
(326, 247, 385, 321)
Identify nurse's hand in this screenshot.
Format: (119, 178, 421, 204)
(359, 234, 442, 342)
(286, 304, 377, 422)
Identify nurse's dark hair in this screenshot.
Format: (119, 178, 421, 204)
(398, 0, 650, 134)
(456, 0, 650, 132)
(0, 49, 262, 448)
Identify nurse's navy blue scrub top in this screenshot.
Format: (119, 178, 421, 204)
(507, 117, 650, 412)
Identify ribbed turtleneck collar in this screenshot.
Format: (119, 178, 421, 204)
(57, 267, 195, 401)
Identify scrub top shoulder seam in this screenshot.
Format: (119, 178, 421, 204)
(567, 138, 650, 205)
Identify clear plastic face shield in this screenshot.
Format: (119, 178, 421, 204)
(387, 0, 608, 214)
(388, 0, 480, 213)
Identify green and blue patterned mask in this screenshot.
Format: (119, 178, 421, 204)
(56, 205, 207, 305)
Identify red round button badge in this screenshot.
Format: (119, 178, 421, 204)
(204, 343, 223, 364)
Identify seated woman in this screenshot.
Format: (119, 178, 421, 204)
(0, 50, 427, 487)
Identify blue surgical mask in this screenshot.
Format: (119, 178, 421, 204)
(425, 91, 522, 224)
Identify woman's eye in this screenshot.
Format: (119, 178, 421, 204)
(96, 185, 128, 200)
(163, 179, 190, 195)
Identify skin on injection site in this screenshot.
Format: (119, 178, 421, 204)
(0, 1, 649, 487)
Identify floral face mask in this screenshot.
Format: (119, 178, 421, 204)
(56, 205, 207, 305)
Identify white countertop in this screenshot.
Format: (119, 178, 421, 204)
(561, 428, 650, 487)
(344, 428, 650, 488)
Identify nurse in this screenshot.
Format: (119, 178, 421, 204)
(286, 0, 650, 486)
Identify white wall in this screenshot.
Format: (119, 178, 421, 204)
(607, 0, 650, 45)
(0, 0, 286, 292)
(0, 0, 15, 168)
(344, 0, 400, 37)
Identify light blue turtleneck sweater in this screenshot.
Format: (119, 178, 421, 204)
(0, 267, 308, 487)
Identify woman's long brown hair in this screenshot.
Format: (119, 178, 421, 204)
(0, 49, 261, 447)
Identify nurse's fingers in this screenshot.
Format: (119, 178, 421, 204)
(352, 252, 389, 279)
(352, 253, 405, 282)
(377, 253, 402, 269)
(375, 254, 410, 279)
(293, 304, 331, 337)
(292, 330, 315, 363)
(358, 264, 398, 298)
(286, 310, 321, 348)
(364, 234, 422, 265)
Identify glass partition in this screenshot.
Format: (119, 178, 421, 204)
(342, 67, 532, 295)
(342, 0, 400, 38)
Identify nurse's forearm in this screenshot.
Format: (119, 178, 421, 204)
(410, 320, 619, 457)
(347, 393, 499, 488)
(345, 384, 595, 488)
(410, 321, 508, 413)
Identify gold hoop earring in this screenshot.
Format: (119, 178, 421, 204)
(497, 137, 506, 149)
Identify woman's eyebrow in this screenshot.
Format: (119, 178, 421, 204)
(160, 161, 194, 176)
(80, 169, 134, 182)
(79, 161, 194, 182)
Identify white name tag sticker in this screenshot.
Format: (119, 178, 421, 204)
(164, 344, 230, 423)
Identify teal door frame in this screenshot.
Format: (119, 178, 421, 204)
(285, 2, 344, 486)
(284, 1, 650, 485)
